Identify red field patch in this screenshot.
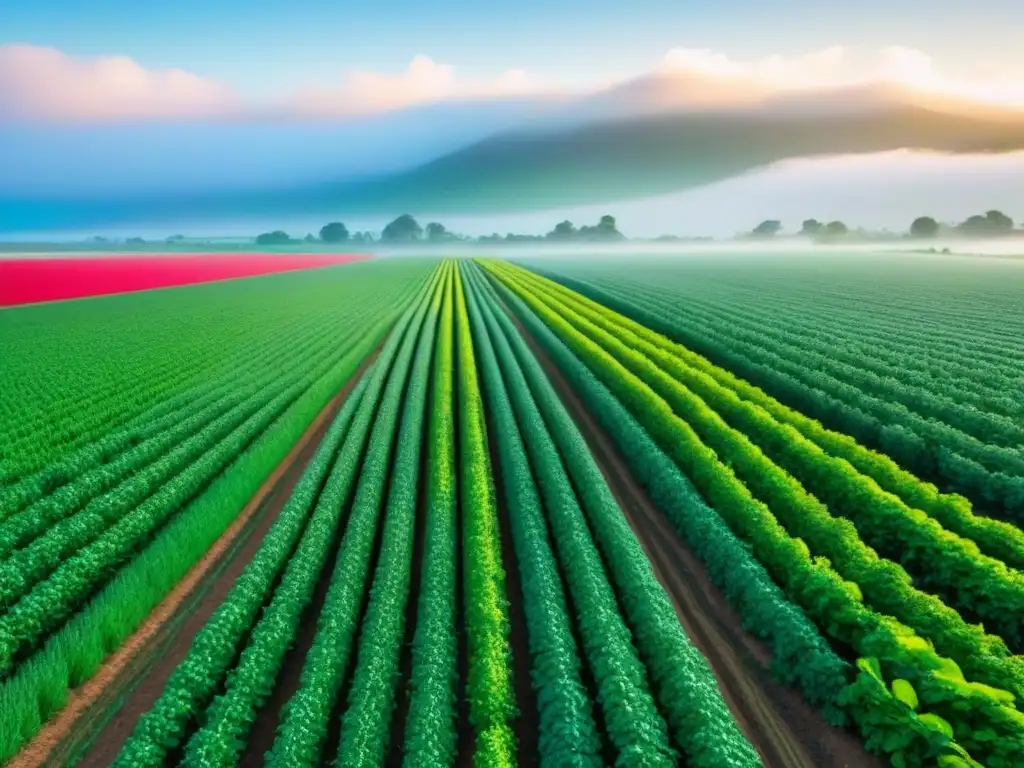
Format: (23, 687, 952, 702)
(0, 253, 371, 307)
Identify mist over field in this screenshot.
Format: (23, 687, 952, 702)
(8, 149, 1024, 245)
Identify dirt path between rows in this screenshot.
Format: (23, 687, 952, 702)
(513, 319, 882, 768)
(16, 346, 382, 768)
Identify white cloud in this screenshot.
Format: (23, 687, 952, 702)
(0, 44, 237, 120)
(2, 42, 1023, 124)
(287, 55, 553, 116)
(655, 45, 1024, 107)
(0, 46, 555, 122)
(659, 46, 848, 89)
(872, 46, 1024, 105)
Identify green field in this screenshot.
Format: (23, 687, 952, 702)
(2, 252, 1023, 767)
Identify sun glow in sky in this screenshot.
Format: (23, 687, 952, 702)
(2, 0, 1024, 121)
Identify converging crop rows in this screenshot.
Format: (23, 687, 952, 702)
(1, 252, 1022, 768)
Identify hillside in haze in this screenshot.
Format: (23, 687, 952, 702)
(332, 102, 1024, 214)
(3, 73, 1024, 233)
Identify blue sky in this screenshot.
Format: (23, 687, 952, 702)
(3, 0, 1023, 237)
(4, 0, 1021, 98)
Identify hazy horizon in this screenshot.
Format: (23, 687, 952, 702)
(5, 149, 1022, 243)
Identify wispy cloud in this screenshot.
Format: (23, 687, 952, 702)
(287, 55, 556, 116)
(0, 44, 237, 121)
(655, 45, 1024, 107)
(2, 42, 1023, 125)
(0, 45, 555, 122)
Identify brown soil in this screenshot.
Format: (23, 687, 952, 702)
(16, 347, 381, 768)
(514, 319, 883, 768)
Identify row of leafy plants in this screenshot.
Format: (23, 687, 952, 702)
(0, 291, 386, 523)
(598, 274, 1024, 428)
(112, 266, 442, 767)
(464, 262, 762, 767)
(401, 264, 461, 765)
(542, 273, 1024, 569)
(451, 266, 518, 766)
(182, 263, 443, 768)
(0, 261, 428, 481)
(542, 270, 1024, 518)
(483, 260, 1020, 766)
(0, 265, 427, 764)
(515, 268, 1024, 652)
(459, 265, 602, 765)
(465, 264, 679, 765)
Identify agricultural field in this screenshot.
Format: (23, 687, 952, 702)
(0, 250, 1022, 768)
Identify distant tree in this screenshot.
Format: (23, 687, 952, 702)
(595, 214, 625, 239)
(572, 215, 625, 241)
(165, 234, 185, 244)
(381, 214, 423, 242)
(959, 214, 988, 232)
(256, 230, 292, 245)
(304, 233, 317, 242)
(820, 221, 849, 238)
(800, 219, 823, 236)
(547, 220, 577, 240)
(986, 210, 1014, 230)
(426, 222, 449, 242)
(910, 216, 940, 238)
(319, 222, 349, 242)
(751, 220, 783, 237)
(958, 210, 1015, 235)
(126, 237, 146, 245)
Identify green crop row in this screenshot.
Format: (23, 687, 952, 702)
(495, 264, 1024, 696)
(0, 319, 367, 615)
(0, 300, 407, 766)
(460, 264, 603, 766)
(0, 310, 367, 559)
(539, 271, 1024, 564)
(474, 266, 851, 722)
(183, 267, 443, 768)
(332, 263, 446, 767)
(468, 263, 761, 767)
(484, 261, 1016, 767)
(464, 263, 677, 765)
(519, 268, 1024, 652)
(264, 262, 443, 768)
(452, 265, 518, 767)
(578, 271, 1024, 419)
(402, 265, 460, 766)
(540, 270, 1024, 518)
(0, 294, 377, 523)
(0, 261, 431, 482)
(111, 270, 439, 768)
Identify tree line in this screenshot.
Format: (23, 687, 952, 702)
(748, 210, 1018, 241)
(255, 214, 625, 246)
